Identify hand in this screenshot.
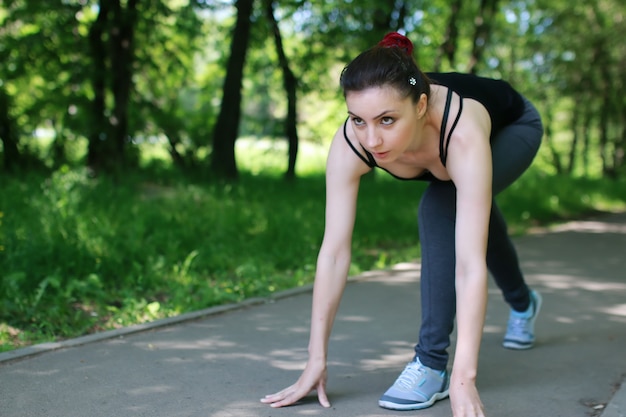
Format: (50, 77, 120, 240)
(449, 374, 485, 417)
(260, 359, 330, 408)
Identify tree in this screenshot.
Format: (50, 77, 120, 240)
(210, 0, 255, 180)
(265, 0, 298, 180)
(434, 0, 463, 71)
(133, 1, 206, 170)
(528, 0, 626, 178)
(466, 0, 499, 74)
(86, 0, 138, 173)
(0, 0, 87, 170)
(0, 88, 21, 171)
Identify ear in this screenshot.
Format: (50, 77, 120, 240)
(416, 93, 428, 119)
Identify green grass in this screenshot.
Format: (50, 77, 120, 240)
(1, 141, 625, 352)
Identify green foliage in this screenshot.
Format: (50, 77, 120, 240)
(0, 0, 210, 171)
(2, 0, 625, 177)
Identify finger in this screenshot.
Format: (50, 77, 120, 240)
(267, 391, 300, 408)
(260, 395, 291, 407)
(315, 379, 330, 408)
(260, 393, 281, 403)
(317, 388, 330, 408)
(261, 384, 297, 403)
(262, 387, 304, 408)
(260, 392, 288, 404)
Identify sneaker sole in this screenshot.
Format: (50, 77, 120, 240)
(378, 390, 450, 411)
(502, 339, 534, 350)
(502, 290, 543, 350)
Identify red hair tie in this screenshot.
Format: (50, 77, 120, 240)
(378, 32, 414, 55)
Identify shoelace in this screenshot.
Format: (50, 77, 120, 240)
(395, 362, 426, 389)
(507, 316, 530, 336)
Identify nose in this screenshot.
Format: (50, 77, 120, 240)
(363, 126, 383, 149)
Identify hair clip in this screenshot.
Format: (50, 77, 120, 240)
(409, 77, 417, 86)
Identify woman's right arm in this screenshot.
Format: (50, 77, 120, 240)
(261, 125, 371, 408)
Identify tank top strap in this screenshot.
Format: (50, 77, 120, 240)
(439, 89, 463, 167)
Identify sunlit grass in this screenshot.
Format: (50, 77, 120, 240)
(235, 137, 329, 176)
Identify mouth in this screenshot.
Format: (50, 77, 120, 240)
(372, 151, 390, 159)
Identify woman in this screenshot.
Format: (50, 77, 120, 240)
(261, 32, 543, 417)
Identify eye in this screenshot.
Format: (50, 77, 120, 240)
(351, 117, 365, 126)
(381, 117, 394, 125)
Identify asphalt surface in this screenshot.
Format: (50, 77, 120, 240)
(1, 212, 625, 417)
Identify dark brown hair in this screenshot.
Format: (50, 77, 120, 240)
(340, 33, 430, 103)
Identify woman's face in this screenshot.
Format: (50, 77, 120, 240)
(345, 86, 424, 162)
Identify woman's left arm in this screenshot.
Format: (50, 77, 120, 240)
(445, 100, 492, 417)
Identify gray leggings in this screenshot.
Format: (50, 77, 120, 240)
(414, 97, 543, 370)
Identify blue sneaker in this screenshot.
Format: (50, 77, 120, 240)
(503, 289, 542, 350)
(378, 358, 449, 410)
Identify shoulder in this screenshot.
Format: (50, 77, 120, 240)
(445, 102, 490, 165)
(458, 99, 491, 139)
(429, 85, 489, 138)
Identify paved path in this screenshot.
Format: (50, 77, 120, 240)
(1, 213, 625, 417)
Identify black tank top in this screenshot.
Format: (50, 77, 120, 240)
(343, 72, 524, 181)
(427, 72, 525, 136)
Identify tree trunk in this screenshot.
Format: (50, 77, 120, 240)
(265, 0, 298, 180)
(86, 0, 138, 174)
(86, 0, 112, 172)
(50, 116, 67, 169)
(0, 88, 21, 172)
(466, 0, 498, 74)
(566, 105, 580, 174)
(594, 41, 613, 178)
(392, 1, 408, 33)
(616, 107, 626, 176)
(372, 1, 394, 33)
(581, 107, 592, 177)
(434, 0, 462, 71)
(598, 94, 611, 177)
(543, 105, 563, 174)
(210, 0, 254, 180)
(109, 0, 138, 169)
